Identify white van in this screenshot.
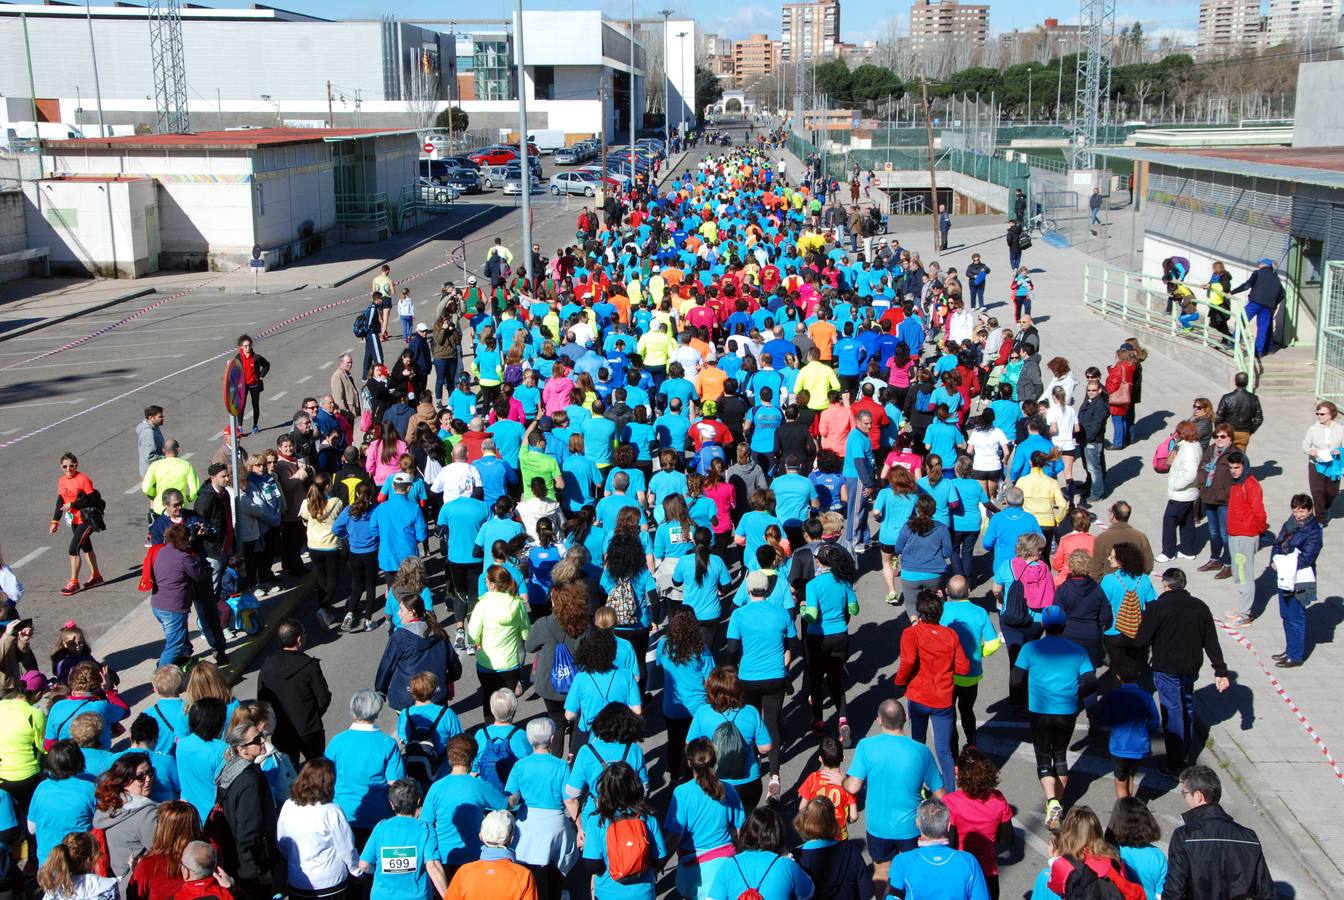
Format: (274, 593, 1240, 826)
(526, 129, 566, 154)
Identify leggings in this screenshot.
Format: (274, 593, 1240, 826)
(735, 778, 763, 813)
(477, 666, 521, 719)
(310, 549, 341, 610)
(803, 632, 849, 722)
(448, 561, 483, 626)
(241, 383, 262, 429)
(698, 616, 721, 659)
(950, 681, 979, 758)
(666, 715, 691, 783)
(616, 627, 650, 696)
(256, 527, 280, 582)
(543, 697, 575, 759)
(741, 678, 786, 777)
(279, 519, 307, 573)
(68, 521, 95, 556)
(347, 550, 379, 621)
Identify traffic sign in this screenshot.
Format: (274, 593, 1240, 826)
(223, 359, 245, 418)
(884, 162, 893, 172)
(424, 142, 435, 154)
(249, 259, 265, 268)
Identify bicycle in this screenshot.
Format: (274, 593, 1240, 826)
(1026, 212, 1058, 235)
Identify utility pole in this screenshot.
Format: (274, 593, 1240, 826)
(599, 75, 610, 185)
(1026, 67, 1033, 126)
(676, 31, 687, 137)
(326, 80, 334, 128)
(919, 73, 940, 252)
(83, 0, 106, 136)
(1055, 54, 1063, 125)
(659, 8, 673, 151)
(514, 0, 534, 286)
(629, 0, 637, 178)
(354, 89, 362, 127)
(217, 88, 224, 130)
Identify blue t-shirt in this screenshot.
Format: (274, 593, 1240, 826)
(803, 572, 857, 636)
(1014, 635, 1094, 716)
(663, 779, 744, 856)
(598, 569, 657, 628)
(726, 601, 795, 681)
(30, 777, 95, 864)
(653, 519, 696, 560)
(144, 698, 188, 754)
(707, 849, 815, 900)
(439, 497, 489, 564)
(487, 419, 525, 469)
(748, 405, 784, 454)
(655, 640, 715, 719)
(673, 553, 731, 621)
(917, 475, 962, 528)
(842, 429, 873, 480)
(563, 668, 641, 731)
(874, 489, 917, 545)
(327, 728, 406, 829)
(595, 493, 642, 530)
(561, 455, 601, 510)
(504, 752, 569, 811)
(649, 471, 689, 521)
(1096, 683, 1161, 760)
(361, 814, 441, 900)
(603, 466, 648, 498)
(949, 477, 988, 533)
(592, 810, 667, 900)
(735, 511, 783, 569)
(1120, 845, 1169, 900)
(564, 739, 648, 815)
(887, 844, 990, 900)
(849, 733, 944, 840)
(686, 705, 770, 785)
(654, 414, 692, 451)
(622, 421, 655, 460)
(771, 472, 818, 526)
(176, 733, 227, 823)
(940, 600, 998, 683)
(396, 703, 464, 761)
(475, 516, 524, 555)
(582, 417, 619, 466)
(923, 420, 965, 470)
(45, 697, 127, 748)
(421, 772, 509, 865)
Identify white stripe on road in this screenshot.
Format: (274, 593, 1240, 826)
(181, 452, 194, 459)
(269, 391, 288, 402)
(22, 354, 184, 370)
(296, 375, 312, 383)
(0, 428, 17, 435)
(9, 547, 48, 568)
(1, 397, 86, 410)
(125, 483, 145, 494)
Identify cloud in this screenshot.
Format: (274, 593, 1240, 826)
(705, 3, 775, 39)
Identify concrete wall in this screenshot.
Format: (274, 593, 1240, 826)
(24, 178, 156, 278)
(1293, 60, 1344, 148)
(0, 189, 27, 283)
(877, 170, 1009, 214)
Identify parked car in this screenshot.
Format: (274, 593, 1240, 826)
(553, 146, 584, 165)
(549, 171, 600, 197)
(468, 147, 517, 166)
(577, 165, 628, 189)
(441, 155, 480, 171)
(419, 159, 456, 184)
(418, 178, 459, 203)
(445, 167, 482, 193)
(479, 164, 512, 189)
(502, 166, 545, 195)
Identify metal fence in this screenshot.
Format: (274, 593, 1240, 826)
(0, 152, 41, 192)
(1083, 264, 1258, 387)
(1316, 261, 1344, 400)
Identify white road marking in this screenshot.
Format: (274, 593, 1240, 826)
(270, 391, 288, 402)
(1, 397, 86, 409)
(296, 375, 312, 383)
(125, 483, 146, 494)
(22, 354, 184, 370)
(181, 452, 194, 459)
(9, 547, 48, 568)
(0, 428, 17, 435)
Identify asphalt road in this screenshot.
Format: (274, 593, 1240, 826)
(0, 125, 1318, 899)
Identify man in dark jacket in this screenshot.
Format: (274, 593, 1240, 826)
(332, 447, 375, 505)
(1015, 346, 1043, 407)
(1230, 259, 1285, 358)
(257, 619, 331, 764)
(194, 464, 234, 588)
(1214, 371, 1264, 452)
(1013, 189, 1027, 224)
(287, 412, 320, 469)
(217, 719, 281, 899)
(1165, 766, 1275, 900)
(1078, 380, 1109, 504)
(1134, 569, 1230, 772)
(382, 392, 417, 438)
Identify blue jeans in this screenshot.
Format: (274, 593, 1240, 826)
(400, 315, 413, 341)
(1110, 414, 1128, 450)
(951, 530, 978, 581)
(1205, 504, 1228, 564)
(1009, 250, 1021, 271)
(432, 358, 456, 403)
(968, 283, 985, 309)
(1154, 670, 1196, 769)
(1083, 441, 1106, 501)
(908, 699, 956, 791)
(1179, 312, 1200, 329)
(1280, 589, 1308, 662)
(153, 608, 190, 668)
(845, 477, 871, 549)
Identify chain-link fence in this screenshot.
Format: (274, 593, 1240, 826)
(1317, 261, 1344, 401)
(0, 153, 40, 192)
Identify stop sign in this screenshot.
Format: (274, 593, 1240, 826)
(423, 142, 435, 154)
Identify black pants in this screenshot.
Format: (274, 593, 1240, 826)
(256, 527, 280, 582)
(666, 715, 691, 783)
(1308, 463, 1339, 524)
(616, 627, 650, 696)
(741, 679, 786, 777)
(543, 697, 574, 759)
(280, 519, 307, 574)
(273, 729, 326, 766)
(241, 383, 262, 429)
(348, 550, 379, 621)
(448, 561, 483, 626)
(311, 549, 341, 610)
(477, 666, 521, 719)
(804, 633, 848, 722)
(698, 616, 721, 659)
(736, 778, 763, 812)
(1003, 623, 1042, 710)
(950, 681, 979, 758)
(524, 863, 563, 900)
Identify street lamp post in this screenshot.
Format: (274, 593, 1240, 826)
(514, 0, 534, 285)
(659, 9, 672, 151)
(676, 31, 688, 138)
(629, 0, 636, 178)
(1026, 67, 1033, 126)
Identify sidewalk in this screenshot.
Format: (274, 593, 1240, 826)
(0, 203, 502, 340)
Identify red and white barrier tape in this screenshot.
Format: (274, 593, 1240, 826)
(1214, 618, 1344, 786)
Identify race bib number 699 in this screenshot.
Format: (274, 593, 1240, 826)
(380, 847, 418, 874)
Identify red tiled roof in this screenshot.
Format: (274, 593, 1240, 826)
(43, 127, 412, 151)
(1159, 146, 1344, 173)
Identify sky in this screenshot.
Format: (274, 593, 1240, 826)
(80, 0, 1203, 46)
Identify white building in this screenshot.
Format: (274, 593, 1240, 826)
(1197, 0, 1265, 57)
(1266, 0, 1338, 47)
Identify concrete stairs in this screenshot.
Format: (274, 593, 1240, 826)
(1256, 344, 1319, 396)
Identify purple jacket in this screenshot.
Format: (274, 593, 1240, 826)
(151, 545, 207, 613)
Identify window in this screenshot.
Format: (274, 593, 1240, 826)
(533, 65, 555, 101)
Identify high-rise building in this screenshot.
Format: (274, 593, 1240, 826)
(701, 32, 736, 82)
(733, 34, 780, 84)
(1197, 0, 1263, 57)
(909, 0, 990, 50)
(780, 0, 840, 61)
(1266, 0, 1337, 47)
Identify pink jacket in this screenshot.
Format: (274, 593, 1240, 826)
(365, 439, 407, 483)
(543, 376, 574, 415)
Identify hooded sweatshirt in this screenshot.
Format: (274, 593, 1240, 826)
(92, 794, 159, 879)
(1227, 469, 1267, 537)
(375, 620, 450, 710)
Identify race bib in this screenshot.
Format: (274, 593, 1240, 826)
(380, 846, 418, 874)
(669, 525, 687, 544)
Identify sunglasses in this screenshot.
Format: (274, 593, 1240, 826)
(241, 734, 267, 748)
(134, 769, 155, 782)
(61, 463, 76, 470)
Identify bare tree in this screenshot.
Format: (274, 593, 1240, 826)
(1131, 77, 1155, 119)
(405, 62, 440, 130)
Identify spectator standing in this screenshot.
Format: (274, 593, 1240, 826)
(1271, 493, 1322, 668)
(1302, 400, 1344, 523)
(1164, 766, 1275, 900)
(214, 713, 281, 900)
(1224, 452, 1267, 626)
(257, 620, 331, 765)
(138, 406, 167, 478)
(1214, 372, 1262, 452)
(1197, 425, 1236, 578)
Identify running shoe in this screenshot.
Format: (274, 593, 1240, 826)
(839, 718, 852, 749)
(766, 776, 782, 804)
(60, 580, 81, 596)
(886, 591, 900, 605)
(1154, 553, 1172, 563)
(1045, 799, 1063, 832)
(454, 629, 467, 652)
(361, 618, 377, 632)
(811, 720, 825, 734)
(82, 573, 104, 589)
(341, 613, 356, 632)
(250, 426, 259, 435)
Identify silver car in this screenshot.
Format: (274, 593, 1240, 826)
(553, 146, 583, 165)
(502, 167, 545, 195)
(549, 171, 599, 197)
(418, 178, 459, 203)
(479, 164, 511, 189)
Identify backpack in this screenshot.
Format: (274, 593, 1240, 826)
(605, 814, 652, 883)
(503, 363, 525, 386)
(732, 855, 778, 900)
(711, 710, 750, 781)
(353, 304, 375, 339)
(1113, 575, 1144, 639)
(90, 827, 114, 877)
(224, 593, 262, 635)
(1151, 432, 1179, 474)
(477, 725, 521, 793)
(607, 577, 640, 628)
(550, 641, 577, 693)
(402, 705, 450, 785)
(914, 385, 936, 414)
(1061, 856, 1147, 900)
(1001, 558, 1054, 628)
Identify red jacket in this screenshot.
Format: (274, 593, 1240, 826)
(174, 877, 234, 900)
(894, 621, 970, 709)
(1227, 475, 1267, 537)
(1105, 362, 1135, 415)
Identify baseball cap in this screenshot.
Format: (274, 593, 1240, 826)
(468, 275, 478, 285)
(392, 472, 414, 485)
(416, 322, 430, 332)
(1040, 605, 1067, 628)
(746, 570, 771, 596)
(19, 671, 50, 693)
(1258, 258, 1275, 267)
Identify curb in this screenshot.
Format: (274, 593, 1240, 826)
(0, 287, 155, 342)
(1204, 725, 1337, 894)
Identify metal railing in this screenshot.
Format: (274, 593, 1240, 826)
(893, 195, 926, 215)
(1317, 261, 1344, 400)
(1021, 153, 1068, 173)
(1083, 264, 1258, 388)
(335, 192, 390, 240)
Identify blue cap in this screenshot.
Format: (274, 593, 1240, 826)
(1041, 605, 1066, 628)
(1258, 258, 1274, 268)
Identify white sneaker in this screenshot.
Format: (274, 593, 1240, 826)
(766, 776, 781, 804)
(1154, 554, 1172, 563)
(1177, 552, 1198, 560)
(341, 613, 355, 632)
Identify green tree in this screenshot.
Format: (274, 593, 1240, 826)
(434, 106, 469, 132)
(695, 64, 724, 114)
(932, 66, 1002, 100)
(813, 59, 854, 102)
(849, 64, 903, 108)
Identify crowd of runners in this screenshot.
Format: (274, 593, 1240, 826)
(4, 131, 1321, 900)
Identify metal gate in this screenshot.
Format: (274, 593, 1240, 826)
(1315, 261, 1344, 400)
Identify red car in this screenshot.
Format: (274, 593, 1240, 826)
(468, 143, 541, 166)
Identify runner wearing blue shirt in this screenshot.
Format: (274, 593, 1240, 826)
(705, 810, 815, 900)
(874, 467, 919, 603)
(745, 393, 784, 469)
(938, 577, 1002, 755)
(687, 668, 772, 811)
(563, 630, 642, 734)
(802, 545, 860, 743)
(358, 779, 449, 900)
(486, 410, 525, 471)
(664, 737, 747, 900)
(673, 528, 732, 643)
(421, 736, 509, 866)
(886, 799, 991, 900)
(588, 763, 666, 900)
(582, 411, 618, 469)
(655, 608, 717, 783)
(771, 460, 820, 539)
(27, 741, 96, 866)
(560, 445, 601, 516)
(842, 412, 875, 550)
(725, 571, 795, 805)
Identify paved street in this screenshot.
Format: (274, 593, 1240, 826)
(0, 127, 1332, 898)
